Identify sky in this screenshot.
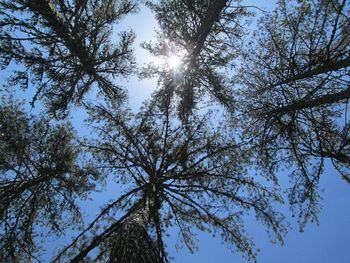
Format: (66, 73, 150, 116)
(2, 1, 350, 262)
(169, 163, 350, 263)
(116, 2, 350, 263)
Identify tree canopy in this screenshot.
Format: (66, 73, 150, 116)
(0, 0, 136, 117)
(142, 0, 249, 121)
(236, 0, 350, 226)
(0, 0, 349, 262)
(0, 96, 97, 261)
(66, 99, 284, 262)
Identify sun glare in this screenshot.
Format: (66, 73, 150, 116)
(168, 55, 181, 69)
(154, 42, 187, 70)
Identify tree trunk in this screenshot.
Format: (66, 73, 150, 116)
(189, 0, 227, 61)
(273, 56, 350, 87)
(109, 195, 162, 263)
(26, 0, 122, 101)
(267, 86, 350, 115)
(27, 0, 95, 73)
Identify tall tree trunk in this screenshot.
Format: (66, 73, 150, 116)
(189, 0, 228, 61)
(27, 0, 95, 73)
(109, 195, 162, 263)
(273, 56, 350, 87)
(268, 86, 350, 115)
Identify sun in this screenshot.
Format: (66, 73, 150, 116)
(154, 42, 187, 70)
(167, 55, 182, 69)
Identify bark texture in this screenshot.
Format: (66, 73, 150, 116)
(109, 196, 162, 263)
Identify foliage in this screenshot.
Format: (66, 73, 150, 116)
(142, 0, 252, 121)
(0, 97, 97, 261)
(236, 0, 350, 227)
(56, 99, 285, 262)
(0, 0, 350, 262)
(0, 0, 136, 117)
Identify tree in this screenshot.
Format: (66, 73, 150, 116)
(1, 0, 350, 262)
(0, 0, 136, 117)
(236, 0, 350, 226)
(0, 97, 97, 261)
(142, 0, 251, 121)
(54, 98, 285, 262)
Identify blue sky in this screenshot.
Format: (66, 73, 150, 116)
(118, 2, 350, 262)
(2, 1, 350, 262)
(169, 164, 350, 263)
